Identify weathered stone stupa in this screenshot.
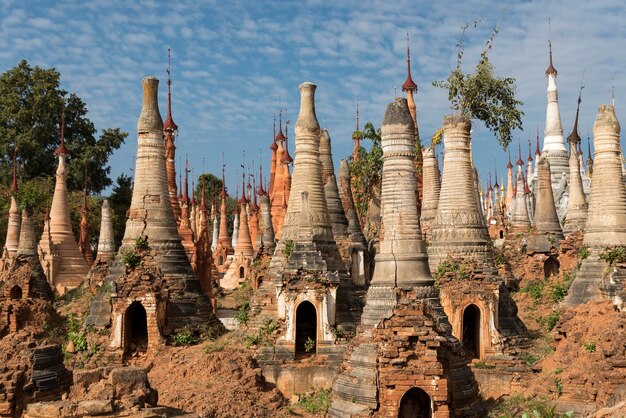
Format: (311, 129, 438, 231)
(319, 129, 351, 260)
(329, 99, 484, 417)
(337, 159, 369, 286)
(427, 115, 492, 271)
(222, 174, 254, 289)
(270, 82, 343, 273)
(95, 199, 116, 263)
(1, 148, 21, 271)
(542, 41, 570, 218)
(528, 156, 564, 252)
(563, 93, 588, 235)
(419, 145, 441, 238)
(565, 105, 626, 306)
(509, 152, 532, 232)
(40, 116, 89, 294)
(256, 168, 276, 254)
(213, 166, 233, 272)
(84, 77, 214, 356)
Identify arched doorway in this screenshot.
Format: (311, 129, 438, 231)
(462, 304, 481, 360)
(544, 256, 560, 278)
(9, 286, 22, 300)
(499, 230, 504, 239)
(295, 301, 317, 355)
(398, 387, 431, 418)
(239, 266, 245, 278)
(124, 302, 148, 355)
(217, 255, 223, 266)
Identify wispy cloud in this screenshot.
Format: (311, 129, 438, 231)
(1, 0, 625, 192)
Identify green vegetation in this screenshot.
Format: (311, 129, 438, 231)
(599, 246, 626, 265)
(171, 327, 199, 346)
(554, 377, 563, 397)
(494, 250, 507, 266)
(436, 260, 460, 278)
(489, 395, 572, 418)
(134, 235, 149, 251)
(245, 317, 279, 348)
(121, 249, 141, 269)
(540, 310, 561, 332)
(433, 20, 523, 149)
(284, 240, 294, 258)
(473, 361, 496, 370)
(348, 122, 383, 223)
(522, 281, 544, 301)
(235, 302, 250, 325)
(522, 353, 541, 367)
(304, 337, 315, 353)
(583, 342, 596, 353)
(297, 389, 331, 415)
(577, 246, 589, 260)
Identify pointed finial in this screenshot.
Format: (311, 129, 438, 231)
(516, 140, 524, 166)
(356, 97, 359, 131)
(507, 149, 513, 169)
(164, 48, 178, 132)
(183, 154, 190, 204)
(221, 153, 226, 198)
(527, 136, 533, 162)
(612, 76, 615, 107)
(535, 126, 541, 156)
(568, 73, 585, 144)
(11, 145, 18, 193)
(402, 32, 417, 92)
(55, 106, 69, 156)
(545, 19, 557, 76)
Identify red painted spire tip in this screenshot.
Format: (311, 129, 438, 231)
(55, 107, 69, 156)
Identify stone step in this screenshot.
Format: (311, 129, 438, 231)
(563, 255, 606, 306)
(215, 309, 238, 331)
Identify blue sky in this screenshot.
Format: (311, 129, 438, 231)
(1, 0, 625, 195)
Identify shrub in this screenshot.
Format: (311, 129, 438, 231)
(297, 389, 331, 415)
(171, 328, 198, 346)
(600, 246, 626, 265)
(122, 249, 141, 269)
(284, 240, 294, 258)
(245, 334, 259, 348)
(523, 281, 544, 301)
(522, 353, 541, 367)
(134, 235, 149, 250)
(489, 394, 572, 418)
(304, 337, 315, 353)
(541, 311, 560, 332)
(551, 282, 568, 303)
(494, 251, 507, 266)
(436, 260, 459, 278)
(262, 318, 278, 334)
(583, 342, 596, 353)
(235, 302, 250, 325)
(577, 246, 589, 260)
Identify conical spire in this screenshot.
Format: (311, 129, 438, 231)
(583, 105, 626, 247)
(510, 168, 531, 230)
(4, 145, 21, 259)
(533, 156, 564, 238)
(46, 107, 89, 293)
(163, 48, 178, 132)
(545, 37, 558, 77)
(401, 33, 417, 92)
(516, 142, 524, 166)
(372, 97, 430, 284)
(420, 145, 441, 236)
(55, 108, 69, 156)
(535, 129, 542, 157)
(352, 100, 361, 161)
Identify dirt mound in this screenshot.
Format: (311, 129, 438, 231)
(530, 301, 626, 409)
(148, 334, 288, 417)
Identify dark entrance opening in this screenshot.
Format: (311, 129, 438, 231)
(125, 302, 148, 355)
(9, 285, 22, 300)
(217, 255, 223, 265)
(462, 304, 481, 359)
(544, 256, 560, 278)
(295, 301, 317, 355)
(239, 266, 245, 278)
(398, 387, 432, 418)
(499, 230, 504, 239)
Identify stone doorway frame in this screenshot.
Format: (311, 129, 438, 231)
(397, 387, 433, 418)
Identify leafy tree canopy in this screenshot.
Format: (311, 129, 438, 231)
(348, 122, 383, 222)
(0, 60, 127, 193)
(433, 21, 524, 149)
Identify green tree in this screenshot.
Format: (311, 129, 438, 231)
(433, 21, 523, 149)
(108, 174, 133, 247)
(0, 60, 127, 193)
(194, 173, 224, 204)
(348, 122, 383, 223)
